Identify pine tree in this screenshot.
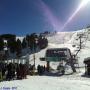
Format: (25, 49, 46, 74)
(26, 34, 30, 47)
(22, 38, 27, 49)
(0, 37, 4, 51)
(29, 33, 38, 52)
(7, 39, 17, 53)
(38, 35, 48, 49)
(16, 39, 22, 57)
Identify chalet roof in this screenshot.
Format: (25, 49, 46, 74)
(46, 48, 70, 51)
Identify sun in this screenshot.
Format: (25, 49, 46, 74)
(81, 0, 90, 7)
(61, 0, 90, 31)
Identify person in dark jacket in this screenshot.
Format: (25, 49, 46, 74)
(6, 63, 12, 80)
(37, 65, 41, 75)
(16, 63, 22, 79)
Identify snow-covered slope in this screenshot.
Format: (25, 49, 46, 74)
(28, 28, 90, 67)
(1, 28, 90, 90)
(0, 75, 90, 90)
(47, 32, 74, 44)
(14, 28, 90, 68)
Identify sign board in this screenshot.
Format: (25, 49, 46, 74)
(45, 48, 71, 62)
(46, 57, 67, 62)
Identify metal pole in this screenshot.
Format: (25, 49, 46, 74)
(33, 42, 36, 70)
(33, 54, 35, 67)
(33, 38, 37, 68)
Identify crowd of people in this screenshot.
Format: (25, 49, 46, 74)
(37, 65, 46, 75)
(0, 62, 29, 81)
(0, 62, 47, 82)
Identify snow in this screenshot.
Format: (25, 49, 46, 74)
(0, 75, 90, 90)
(0, 28, 90, 90)
(28, 28, 90, 68)
(16, 37, 24, 42)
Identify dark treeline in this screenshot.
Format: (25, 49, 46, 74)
(0, 33, 48, 59)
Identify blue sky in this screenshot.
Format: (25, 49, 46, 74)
(0, 0, 90, 35)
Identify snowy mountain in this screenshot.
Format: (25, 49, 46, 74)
(0, 28, 90, 90)
(15, 28, 90, 68)
(29, 28, 90, 68)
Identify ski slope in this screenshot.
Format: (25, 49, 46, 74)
(0, 74, 90, 90)
(29, 28, 90, 67)
(0, 28, 90, 90)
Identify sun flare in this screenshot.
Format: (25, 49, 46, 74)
(81, 0, 90, 7)
(61, 0, 90, 31)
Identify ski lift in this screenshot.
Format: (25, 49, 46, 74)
(44, 48, 76, 73)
